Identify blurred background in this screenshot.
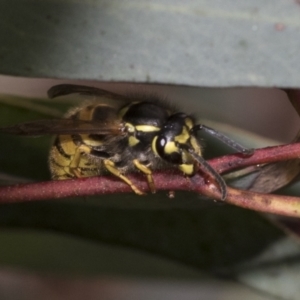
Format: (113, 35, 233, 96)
(1, 0, 300, 298)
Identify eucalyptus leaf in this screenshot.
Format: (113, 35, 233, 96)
(0, 0, 300, 87)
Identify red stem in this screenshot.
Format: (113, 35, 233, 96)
(1, 142, 300, 217)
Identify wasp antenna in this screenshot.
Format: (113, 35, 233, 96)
(181, 145, 227, 200)
(194, 154, 227, 201)
(192, 124, 253, 155)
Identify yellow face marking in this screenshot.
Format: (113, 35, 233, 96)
(184, 117, 194, 130)
(179, 163, 194, 175)
(190, 136, 202, 156)
(135, 125, 160, 132)
(129, 135, 140, 147)
(174, 126, 190, 144)
(164, 141, 179, 155)
(152, 136, 159, 156)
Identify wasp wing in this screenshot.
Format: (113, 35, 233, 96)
(0, 119, 123, 136)
(48, 84, 129, 102)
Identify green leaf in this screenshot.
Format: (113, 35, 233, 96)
(0, 199, 284, 271)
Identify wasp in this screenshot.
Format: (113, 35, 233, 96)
(0, 84, 252, 199)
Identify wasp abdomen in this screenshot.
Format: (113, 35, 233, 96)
(49, 103, 118, 179)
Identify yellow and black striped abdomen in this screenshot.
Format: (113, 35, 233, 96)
(49, 103, 119, 180)
(49, 134, 103, 179)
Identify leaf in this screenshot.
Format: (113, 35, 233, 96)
(0, 199, 285, 271)
(0, 264, 274, 300)
(235, 238, 300, 300)
(0, 0, 300, 86)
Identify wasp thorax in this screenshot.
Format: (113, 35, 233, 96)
(121, 102, 169, 146)
(121, 102, 169, 128)
(125, 123, 135, 133)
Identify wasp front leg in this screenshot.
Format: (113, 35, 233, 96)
(133, 159, 156, 193)
(103, 159, 145, 195)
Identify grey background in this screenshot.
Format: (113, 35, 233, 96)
(0, 0, 299, 87)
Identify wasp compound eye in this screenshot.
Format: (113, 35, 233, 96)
(154, 135, 182, 164)
(158, 136, 166, 148)
(153, 135, 166, 157)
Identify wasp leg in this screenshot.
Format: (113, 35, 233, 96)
(133, 159, 156, 193)
(69, 144, 93, 177)
(103, 159, 145, 195)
